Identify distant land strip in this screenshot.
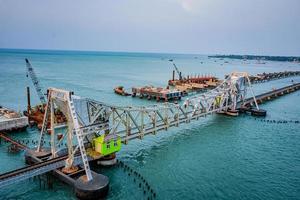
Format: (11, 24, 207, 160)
(208, 55, 300, 62)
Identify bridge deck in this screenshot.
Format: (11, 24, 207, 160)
(0, 153, 85, 188)
(243, 83, 300, 105)
(1, 82, 300, 188)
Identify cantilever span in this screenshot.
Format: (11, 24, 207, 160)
(0, 73, 299, 190)
(34, 72, 260, 182)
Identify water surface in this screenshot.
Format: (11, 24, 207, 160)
(0, 49, 299, 200)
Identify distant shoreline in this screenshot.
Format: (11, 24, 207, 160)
(209, 55, 300, 62)
(1, 48, 299, 62)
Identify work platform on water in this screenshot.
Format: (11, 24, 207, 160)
(0, 106, 28, 132)
(115, 70, 300, 102)
(168, 71, 220, 93)
(132, 86, 183, 102)
(0, 72, 300, 199)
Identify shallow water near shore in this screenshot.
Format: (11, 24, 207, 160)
(0, 49, 300, 200)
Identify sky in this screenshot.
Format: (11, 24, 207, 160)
(0, 0, 299, 56)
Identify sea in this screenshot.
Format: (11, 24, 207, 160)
(0, 48, 300, 200)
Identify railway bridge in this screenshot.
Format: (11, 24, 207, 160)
(2, 72, 298, 199)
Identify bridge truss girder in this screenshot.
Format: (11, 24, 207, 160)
(36, 72, 259, 182)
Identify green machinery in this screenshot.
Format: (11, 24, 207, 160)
(93, 134, 122, 156)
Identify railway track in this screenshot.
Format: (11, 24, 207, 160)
(0, 153, 83, 188)
(0, 155, 68, 188)
(1, 75, 299, 189)
(243, 83, 300, 105)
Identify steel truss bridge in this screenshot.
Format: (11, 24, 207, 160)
(0, 72, 260, 185)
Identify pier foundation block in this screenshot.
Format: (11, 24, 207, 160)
(97, 153, 117, 166)
(75, 173, 109, 200)
(24, 148, 51, 164)
(251, 109, 267, 117)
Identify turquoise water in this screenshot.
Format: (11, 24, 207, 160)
(0, 49, 300, 200)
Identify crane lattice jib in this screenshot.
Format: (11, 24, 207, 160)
(25, 59, 46, 104)
(172, 63, 182, 79)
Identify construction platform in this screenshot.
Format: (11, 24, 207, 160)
(132, 86, 183, 102)
(168, 71, 220, 93)
(0, 106, 28, 132)
(24, 104, 66, 130)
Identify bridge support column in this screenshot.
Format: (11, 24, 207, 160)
(97, 153, 117, 166)
(24, 148, 51, 165)
(251, 108, 267, 117)
(75, 172, 109, 200)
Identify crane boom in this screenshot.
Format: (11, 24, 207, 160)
(173, 63, 181, 77)
(169, 59, 183, 80)
(25, 58, 46, 104)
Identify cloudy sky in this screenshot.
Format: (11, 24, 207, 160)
(0, 0, 299, 55)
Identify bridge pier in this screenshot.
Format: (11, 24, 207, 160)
(24, 148, 51, 164)
(250, 108, 267, 117)
(75, 172, 109, 200)
(96, 153, 117, 166)
(24, 148, 110, 200)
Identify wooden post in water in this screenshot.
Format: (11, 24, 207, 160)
(27, 86, 31, 124)
(172, 70, 175, 81)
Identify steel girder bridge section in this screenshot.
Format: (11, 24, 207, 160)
(35, 72, 259, 182)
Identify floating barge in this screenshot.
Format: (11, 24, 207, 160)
(22, 86, 66, 130)
(114, 86, 131, 96)
(24, 104, 66, 130)
(0, 106, 28, 132)
(132, 86, 183, 102)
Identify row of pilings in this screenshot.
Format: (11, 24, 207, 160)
(116, 159, 157, 200)
(250, 71, 300, 84)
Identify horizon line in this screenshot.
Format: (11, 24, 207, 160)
(0, 47, 299, 58)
